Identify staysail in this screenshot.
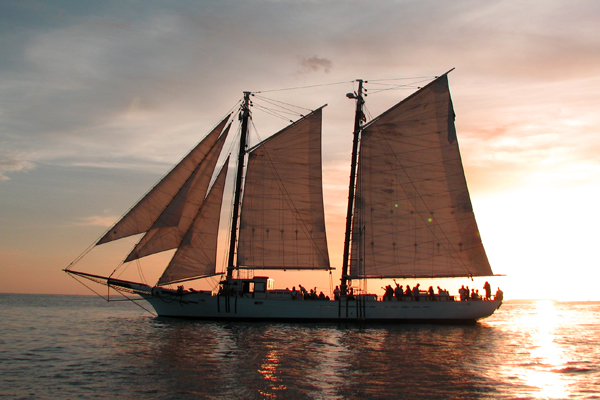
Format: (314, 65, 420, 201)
(237, 108, 330, 270)
(349, 75, 491, 278)
(157, 157, 230, 285)
(97, 115, 231, 245)
(124, 124, 230, 262)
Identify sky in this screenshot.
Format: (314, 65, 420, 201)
(1, 0, 599, 300)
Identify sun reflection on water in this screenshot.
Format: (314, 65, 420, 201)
(257, 347, 286, 397)
(522, 300, 570, 399)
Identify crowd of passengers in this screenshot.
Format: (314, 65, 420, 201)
(289, 280, 503, 302)
(380, 280, 503, 302)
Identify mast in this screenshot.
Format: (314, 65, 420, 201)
(341, 80, 364, 294)
(227, 91, 251, 278)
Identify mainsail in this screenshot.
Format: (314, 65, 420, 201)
(349, 75, 491, 278)
(157, 157, 230, 285)
(237, 108, 330, 270)
(97, 116, 231, 245)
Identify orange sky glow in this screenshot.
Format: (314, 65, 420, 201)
(1, 1, 599, 301)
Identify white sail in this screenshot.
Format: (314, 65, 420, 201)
(124, 125, 230, 262)
(157, 157, 229, 285)
(97, 116, 231, 245)
(237, 108, 330, 270)
(350, 75, 492, 278)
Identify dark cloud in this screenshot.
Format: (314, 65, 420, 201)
(299, 56, 333, 74)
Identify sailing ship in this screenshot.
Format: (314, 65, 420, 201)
(65, 71, 501, 323)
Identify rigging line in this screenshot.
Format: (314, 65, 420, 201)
(112, 288, 157, 316)
(368, 85, 425, 95)
(367, 75, 436, 82)
(66, 272, 110, 301)
(253, 94, 313, 113)
(252, 103, 299, 122)
(253, 79, 354, 94)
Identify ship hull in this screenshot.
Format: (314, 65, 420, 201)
(138, 290, 500, 324)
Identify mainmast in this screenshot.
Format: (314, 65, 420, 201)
(341, 80, 365, 294)
(227, 91, 251, 278)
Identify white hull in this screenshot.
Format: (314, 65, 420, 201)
(138, 290, 501, 324)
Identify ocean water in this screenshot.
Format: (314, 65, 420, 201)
(1, 294, 599, 399)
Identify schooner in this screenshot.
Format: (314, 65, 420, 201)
(66, 71, 501, 323)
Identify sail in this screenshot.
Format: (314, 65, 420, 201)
(97, 115, 231, 245)
(157, 158, 229, 285)
(350, 75, 492, 278)
(124, 125, 230, 262)
(237, 108, 330, 270)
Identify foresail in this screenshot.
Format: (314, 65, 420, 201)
(124, 125, 230, 262)
(350, 75, 492, 278)
(157, 157, 229, 285)
(237, 108, 330, 270)
(97, 115, 231, 245)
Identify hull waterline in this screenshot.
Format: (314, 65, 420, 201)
(138, 290, 501, 324)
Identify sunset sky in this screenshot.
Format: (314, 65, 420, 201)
(1, 0, 599, 300)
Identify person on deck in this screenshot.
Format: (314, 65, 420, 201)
(495, 287, 504, 302)
(291, 286, 298, 300)
(395, 284, 404, 301)
(405, 285, 412, 299)
(428, 286, 435, 301)
(484, 281, 491, 300)
(413, 284, 420, 301)
(333, 286, 340, 300)
(383, 285, 394, 301)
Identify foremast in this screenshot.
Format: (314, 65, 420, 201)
(227, 91, 251, 279)
(341, 80, 365, 295)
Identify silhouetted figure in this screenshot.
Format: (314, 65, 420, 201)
(495, 287, 504, 302)
(383, 285, 394, 301)
(395, 284, 404, 301)
(413, 284, 420, 301)
(484, 281, 491, 300)
(333, 286, 340, 300)
(428, 286, 435, 301)
(459, 285, 466, 301)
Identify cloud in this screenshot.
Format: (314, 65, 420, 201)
(0, 157, 35, 181)
(298, 56, 333, 74)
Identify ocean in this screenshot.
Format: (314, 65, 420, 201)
(1, 294, 599, 399)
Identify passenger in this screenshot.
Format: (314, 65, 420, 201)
(348, 287, 355, 300)
(405, 285, 412, 299)
(495, 287, 504, 302)
(333, 286, 341, 300)
(437, 286, 443, 295)
(291, 286, 298, 300)
(383, 285, 394, 301)
(318, 291, 326, 300)
(428, 286, 435, 301)
(465, 286, 470, 301)
(299, 284, 308, 300)
(470, 288, 476, 300)
(395, 284, 404, 301)
(413, 284, 420, 301)
(484, 281, 491, 300)
(459, 285, 466, 301)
